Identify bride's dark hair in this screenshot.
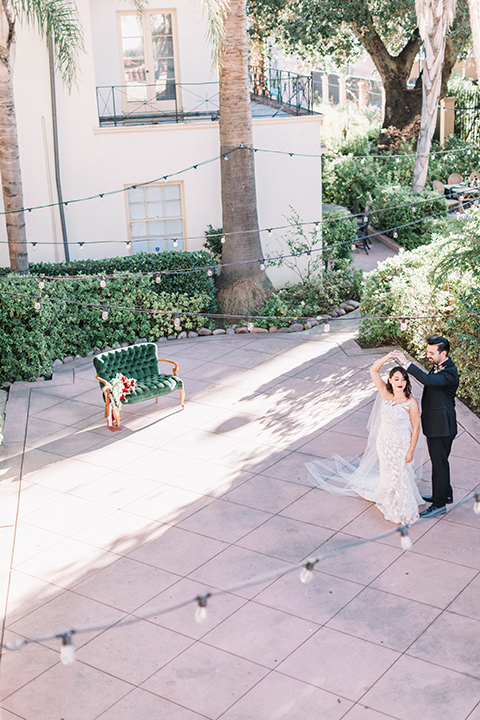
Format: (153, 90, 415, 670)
(386, 366, 412, 398)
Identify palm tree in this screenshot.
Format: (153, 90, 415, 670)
(0, 0, 83, 273)
(204, 0, 272, 315)
(412, 0, 457, 193)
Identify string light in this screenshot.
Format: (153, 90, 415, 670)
(400, 318, 408, 331)
(399, 527, 412, 550)
(100, 275, 106, 288)
(5, 489, 480, 657)
(33, 297, 41, 311)
(300, 560, 315, 584)
(474, 494, 480, 515)
(174, 314, 181, 327)
(323, 319, 331, 333)
(78, 242, 84, 249)
(60, 633, 75, 665)
(247, 320, 254, 331)
(126, 240, 131, 249)
(207, 268, 213, 276)
(195, 594, 209, 623)
(155, 273, 161, 284)
(32, 242, 37, 250)
(221, 235, 226, 244)
(259, 260, 265, 271)
(393, 229, 398, 239)
(172, 238, 178, 248)
(101, 306, 109, 320)
(38, 278, 45, 290)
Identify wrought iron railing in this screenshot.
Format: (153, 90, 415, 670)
(249, 67, 313, 115)
(454, 88, 480, 147)
(96, 68, 314, 126)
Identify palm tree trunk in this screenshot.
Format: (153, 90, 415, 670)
(216, 0, 272, 316)
(0, 8, 28, 274)
(467, 0, 480, 80)
(412, 0, 457, 193)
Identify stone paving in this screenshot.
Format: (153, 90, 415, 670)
(1, 320, 480, 720)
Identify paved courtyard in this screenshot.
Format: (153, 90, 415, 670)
(1, 321, 480, 720)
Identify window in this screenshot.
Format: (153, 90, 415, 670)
(118, 10, 179, 112)
(127, 183, 185, 253)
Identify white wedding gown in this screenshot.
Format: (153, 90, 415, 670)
(306, 398, 424, 525)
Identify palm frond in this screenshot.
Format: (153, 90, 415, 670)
(199, 0, 229, 68)
(13, 0, 84, 88)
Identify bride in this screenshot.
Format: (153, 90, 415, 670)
(306, 353, 424, 525)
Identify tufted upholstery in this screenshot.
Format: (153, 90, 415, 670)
(93, 343, 184, 415)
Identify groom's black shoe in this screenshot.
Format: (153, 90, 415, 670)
(422, 495, 453, 504)
(420, 504, 446, 518)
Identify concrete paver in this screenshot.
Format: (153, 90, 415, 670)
(1, 324, 480, 720)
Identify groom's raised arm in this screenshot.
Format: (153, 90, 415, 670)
(407, 363, 457, 388)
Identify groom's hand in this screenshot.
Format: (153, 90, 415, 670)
(392, 350, 408, 365)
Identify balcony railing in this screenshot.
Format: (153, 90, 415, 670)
(249, 67, 313, 115)
(96, 69, 314, 127)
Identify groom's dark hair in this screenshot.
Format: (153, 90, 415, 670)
(427, 336, 449, 354)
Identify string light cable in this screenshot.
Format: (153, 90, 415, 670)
(0, 197, 475, 284)
(1, 286, 479, 330)
(0, 143, 471, 220)
(3, 488, 479, 658)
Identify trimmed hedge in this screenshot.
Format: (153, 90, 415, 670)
(0, 251, 216, 383)
(371, 185, 447, 250)
(359, 209, 480, 414)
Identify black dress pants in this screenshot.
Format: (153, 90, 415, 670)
(427, 435, 455, 506)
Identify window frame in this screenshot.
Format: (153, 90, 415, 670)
(124, 180, 187, 254)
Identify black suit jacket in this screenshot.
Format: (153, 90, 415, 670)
(407, 358, 459, 437)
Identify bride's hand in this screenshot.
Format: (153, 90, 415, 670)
(405, 449, 414, 464)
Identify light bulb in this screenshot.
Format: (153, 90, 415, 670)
(300, 562, 315, 584)
(474, 494, 480, 515)
(207, 268, 213, 277)
(323, 320, 331, 333)
(223, 154, 228, 161)
(60, 634, 75, 665)
(393, 230, 398, 239)
(32, 242, 37, 250)
(467, 148, 472, 155)
(34, 298, 41, 311)
(259, 261, 265, 271)
(399, 528, 412, 550)
(38, 278, 45, 290)
(363, 215, 368, 223)
(221, 235, 226, 244)
(195, 595, 208, 623)
(351, 242, 356, 251)
(247, 321, 254, 331)
(400, 318, 408, 332)
(411, 204, 416, 212)
(126, 241, 131, 249)
(432, 153, 436, 160)
(102, 307, 109, 321)
(172, 238, 178, 248)
(100, 275, 106, 288)
(155, 273, 161, 284)
(78, 242, 84, 250)
(174, 315, 181, 327)
(361, 157, 365, 164)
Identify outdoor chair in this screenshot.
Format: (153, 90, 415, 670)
(432, 180, 462, 212)
(355, 201, 373, 254)
(93, 342, 184, 431)
(447, 173, 464, 185)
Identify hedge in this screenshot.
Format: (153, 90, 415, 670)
(359, 209, 480, 414)
(0, 251, 216, 383)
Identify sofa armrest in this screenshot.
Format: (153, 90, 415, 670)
(158, 358, 180, 377)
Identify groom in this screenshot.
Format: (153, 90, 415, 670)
(395, 336, 459, 517)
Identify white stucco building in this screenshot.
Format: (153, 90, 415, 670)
(2, 0, 323, 286)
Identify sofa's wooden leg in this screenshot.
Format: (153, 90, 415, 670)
(179, 388, 185, 408)
(113, 407, 121, 430)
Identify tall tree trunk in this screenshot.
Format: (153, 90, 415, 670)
(0, 5, 28, 274)
(467, 0, 480, 80)
(412, 0, 457, 193)
(216, 0, 272, 316)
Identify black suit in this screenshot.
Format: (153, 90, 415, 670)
(407, 358, 459, 506)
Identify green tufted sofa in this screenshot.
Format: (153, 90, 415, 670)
(93, 342, 184, 430)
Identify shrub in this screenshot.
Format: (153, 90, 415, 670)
(0, 251, 217, 383)
(359, 209, 480, 414)
(254, 269, 363, 329)
(370, 185, 447, 250)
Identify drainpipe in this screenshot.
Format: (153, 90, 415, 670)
(48, 39, 70, 262)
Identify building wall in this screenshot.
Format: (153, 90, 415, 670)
(0, 0, 322, 289)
